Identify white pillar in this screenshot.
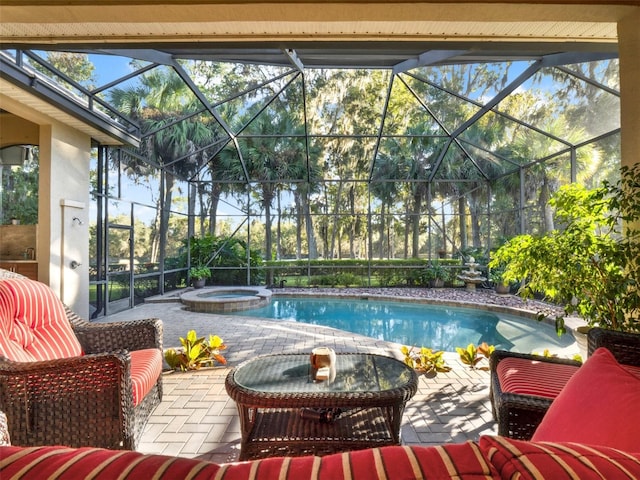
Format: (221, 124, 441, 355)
(618, 8, 640, 171)
(39, 122, 91, 318)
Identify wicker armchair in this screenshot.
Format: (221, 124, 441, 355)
(490, 327, 640, 440)
(0, 270, 163, 450)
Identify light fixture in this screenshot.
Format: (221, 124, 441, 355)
(0, 145, 33, 166)
(72, 217, 84, 226)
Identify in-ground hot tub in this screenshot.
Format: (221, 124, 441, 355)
(180, 287, 272, 313)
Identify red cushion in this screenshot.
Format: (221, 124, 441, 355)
(480, 435, 640, 480)
(496, 357, 579, 399)
(531, 347, 640, 452)
(0, 445, 221, 478)
(624, 363, 640, 379)
(129, 348, 163, 406)
(214, 443, 498, 479)
(0, 279, 82, 362)
(0, 443, 499, 480)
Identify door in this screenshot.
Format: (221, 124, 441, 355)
(106, 224, 133, 314)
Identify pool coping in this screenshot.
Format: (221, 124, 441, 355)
(180, 286, 272, 313)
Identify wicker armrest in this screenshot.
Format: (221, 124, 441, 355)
(0, 352, 135, 449)
(588, 328, 640, 367)
(68, 306, 163, 354)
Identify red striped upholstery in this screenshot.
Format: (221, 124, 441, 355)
(0, 279, 82, 362)
(4, 438, 639, 479)
(216, 442, 498, 479)
(481, 435, 640, 480)
(496, 357, 579, 399)
(0, 442, 500, 479)
(129, 349, 163, 406)
(0, 446, 222, 479)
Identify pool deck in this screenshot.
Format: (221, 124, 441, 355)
(101, 287, 582, 464)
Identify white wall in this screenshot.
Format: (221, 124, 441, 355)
(39, 123, 91, 319)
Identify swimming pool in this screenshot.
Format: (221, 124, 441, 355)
(227, 296, 577, 354)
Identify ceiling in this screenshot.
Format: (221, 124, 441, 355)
(0, 1, 634, 147)
(1, 1, 636, 49)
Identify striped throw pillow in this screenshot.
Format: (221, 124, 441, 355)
(0, 279, 82, 362)
(480, 435, 640, 480)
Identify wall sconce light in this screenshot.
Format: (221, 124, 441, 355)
(70, 260, 82, 269)
(72, 217, 84, 226)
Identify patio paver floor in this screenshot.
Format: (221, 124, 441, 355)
(101, 288, 578, 464)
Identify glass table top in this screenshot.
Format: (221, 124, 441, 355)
(233, 353, 414, 394)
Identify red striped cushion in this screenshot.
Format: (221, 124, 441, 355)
(496, 357, 579, 399)
(0, 279, 82, 362)
(129, 348, 162, 406)
(0, 443, 499, 479)
(215, 443, 498, 479)
(480, 435, 640, 479)
(0, 446, 222, 479)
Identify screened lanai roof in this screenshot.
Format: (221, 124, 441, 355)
(0, 41, 621, 190)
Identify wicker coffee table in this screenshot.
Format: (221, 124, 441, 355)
(225, 352, 418, 460)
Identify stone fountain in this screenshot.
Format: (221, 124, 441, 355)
(457, 257, 487, 291)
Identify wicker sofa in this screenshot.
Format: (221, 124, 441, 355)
(0, 270, 163, 450)
(1, 431, 639, 479)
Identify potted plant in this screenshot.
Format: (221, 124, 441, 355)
(189, 266, 211, 288)
(424, 261, 448, 288)
(489, 263, 510, 294)
(489, 164, 640, 335)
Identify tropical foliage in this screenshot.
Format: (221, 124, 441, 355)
(401, 345, 451, 375)
(188, 266, 211, 280)
(456, 343, 495, 370)
(490, 164, 640, 333)
(164, 330, 227, 371)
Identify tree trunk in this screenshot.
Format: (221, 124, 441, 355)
(379, 202, 386, 259)
(403, 210, 410, 259)
(411, 190, 422, 258)
(263, 190, 274, 285)
(294, 190, 303, 259)
(208, 183, 222, 236)
(349, 186, 356, 259)
(276, 190, 282, 260)
(303, 197, 318, 259)
(151, 172, 174, 264)
(468, 195, 482, 248)
(540, 178, 555, 232)
(330, 181, 343, 259)
(188, 182, 197, 240)
(458, 196, 467, 250)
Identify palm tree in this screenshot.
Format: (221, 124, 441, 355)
(109, 65, 218, 262)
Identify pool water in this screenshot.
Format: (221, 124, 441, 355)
(228, 296, 576, 354)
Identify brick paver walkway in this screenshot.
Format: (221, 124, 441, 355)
(101, 288, 579, 464)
